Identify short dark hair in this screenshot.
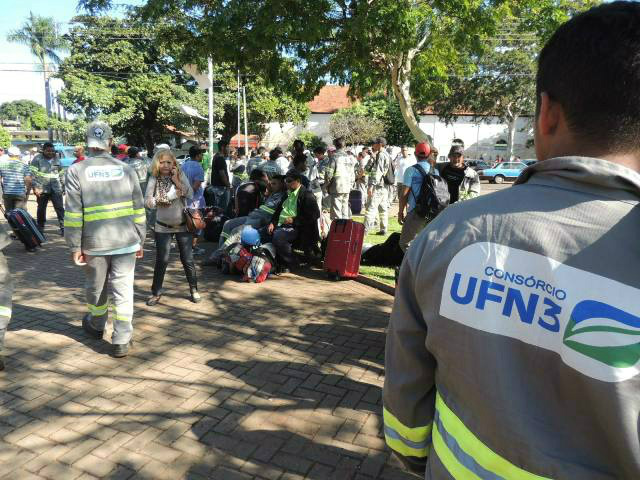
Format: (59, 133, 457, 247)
(269, 149, 280, 161)
(272, 174, 286, 182)
(293, 153, 307, 167)
(537, 2, 640, 153)
(285, 170, 302, 183)
(250, 168, 267, 181)
(128, 147, 139, 157)
(313, 146, 326, 155)
(333, 137, 344, 149)
(293, 139, 304, 150)
(43, 142, 54, 149)
(257, 146, 266, 154)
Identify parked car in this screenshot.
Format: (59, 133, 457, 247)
(56, 146, 77, 168)
(468, 161, 493, 171)
(479, 162, 528, 183)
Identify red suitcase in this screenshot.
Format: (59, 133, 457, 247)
(324, 219, 365, 280)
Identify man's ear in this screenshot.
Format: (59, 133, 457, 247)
(537, 92, 562, 137)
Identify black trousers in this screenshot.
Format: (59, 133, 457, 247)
(151, 231, 197, 295)
(36, 191, 64, 229)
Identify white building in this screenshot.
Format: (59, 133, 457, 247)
(262, 85, 535, 160)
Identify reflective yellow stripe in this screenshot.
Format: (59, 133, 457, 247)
(433, 423, 481, 480)
(259, 205, 275, 214)
(84, 201, 133, 213)
(133, 215, 146, 224)
(64, 220, 83, 228)
(133, 208, 145, 215)
(87, 303, 108, 315)
(114, 315, 132, 322)
(84, 208, 136, 222)
(66, 212, 83, 218)
(383, 407, 431, 459)
(0, 306, 11, 318)
(435, 393, 550, 480)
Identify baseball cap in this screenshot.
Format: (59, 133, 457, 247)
(118, 144, 128, 152)
(189, 145, 205, 158)
(155, 143, 171, 152)
(373, 137, 387, 146)
(7, 146, 21, 157)
(415, 142, 431, 157)
(86, 121, 113, 150)
(449, 145, 464, 156)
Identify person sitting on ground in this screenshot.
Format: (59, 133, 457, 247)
(291, 153, 311, 189)
(267, 170, 320, 271)
(235, 168, 269, 218)
(203, 174, 286, 266)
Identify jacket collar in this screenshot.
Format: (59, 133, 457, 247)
(516, 157, 640, 201)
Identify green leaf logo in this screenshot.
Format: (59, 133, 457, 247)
(564, 300, 640, 369)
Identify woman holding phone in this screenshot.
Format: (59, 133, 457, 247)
(145, 149, 201, 305)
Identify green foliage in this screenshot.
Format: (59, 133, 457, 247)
(57, 16, 308, 152)
(7, 12, 67, 67)
(329, 107, 385, 146)
(76, 0, 602, 140)
(0, 100, 47, 129)
(289, 132, 326, 153)
(361, 96, 417, 146)
(0, 126, 11, 150)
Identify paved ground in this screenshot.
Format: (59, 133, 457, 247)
(0, 201, 411, 480)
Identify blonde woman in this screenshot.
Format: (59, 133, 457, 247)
(145, 150, 200, 305)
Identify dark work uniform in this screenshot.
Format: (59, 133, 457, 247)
(440, 164, 466, 204)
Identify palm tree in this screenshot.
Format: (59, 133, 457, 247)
(7, 12, 67, 141)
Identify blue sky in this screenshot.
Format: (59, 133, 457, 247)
(0, 0, 141, 107)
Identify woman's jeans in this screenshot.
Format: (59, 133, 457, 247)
(152, 231, 197, 295)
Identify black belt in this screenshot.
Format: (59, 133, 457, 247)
(156, 220, 186, 229)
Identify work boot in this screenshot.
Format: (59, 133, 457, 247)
(112, 340, 133, 358)
(190, 288, 202, 304)
(82, 314, 104, 339)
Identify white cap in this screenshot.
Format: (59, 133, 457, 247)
(155, 143, 171, 152)
(7, 146, 21, 157)
(86, 120, 113, 150)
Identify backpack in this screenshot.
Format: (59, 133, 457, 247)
(382, 154, 395, 186)
(412, 164, 450, 218)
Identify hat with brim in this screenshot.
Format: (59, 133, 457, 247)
(87, 121, 112, 150)
(7, 146, 21, 157)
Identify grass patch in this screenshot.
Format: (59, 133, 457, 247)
(352, 215, 401, 286)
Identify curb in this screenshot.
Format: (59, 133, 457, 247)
(355, 274, 395, 296)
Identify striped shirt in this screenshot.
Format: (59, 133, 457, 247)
(0, 159, 31, 196)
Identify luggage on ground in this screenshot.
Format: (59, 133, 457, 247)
(348, 190, 363, 215)
(203, 210, 228, 242)
(361, 232, 404, 267)
(0, 206, 45, 251)
(324, 219, 365, 280)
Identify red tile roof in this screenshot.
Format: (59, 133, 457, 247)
(308, 85, 353, 113)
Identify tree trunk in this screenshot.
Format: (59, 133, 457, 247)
(506, 113, 518, 160)
(390, 58, 430, 143)
(43, 59, 53, 142)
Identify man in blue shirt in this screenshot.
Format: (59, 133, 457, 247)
(182, 145, 206, 255)
(0, 147, 32, 211)
(397, 142, 436, 252)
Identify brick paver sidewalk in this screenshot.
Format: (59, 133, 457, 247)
(0, 209, 412, 479)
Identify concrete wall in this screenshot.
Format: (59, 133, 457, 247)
(262, 113, 535, 160)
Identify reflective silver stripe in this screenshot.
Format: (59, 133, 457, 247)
(435, 410, 504, 480)
(384, 425, 431, 450)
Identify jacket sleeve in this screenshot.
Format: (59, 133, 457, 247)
(323, 158, 336, 189)
(294, 190, 320, 229)
(63, 166, 84, 253)
(29, 158, 42, 190)
(145, 177, 157, 209)
(270, 197, 286, 226)
(131, 169, 146, 244)
(383, 252, 436, 476)
(369, 153, 386, 187)
(460, 170, 481, 200)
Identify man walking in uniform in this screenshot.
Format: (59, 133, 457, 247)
(384, 3, 640, 478)
(30, 142, 65, 235)
(324, 138, 352, 220)
(64, 121, 146, 358)
(364, 137, 391, 235)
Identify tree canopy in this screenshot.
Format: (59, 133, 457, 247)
(0, 126, 11, 150)
(77, 0, 600, 144)
(56, 16, 308, 152)
(0, 100, 48, 130)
